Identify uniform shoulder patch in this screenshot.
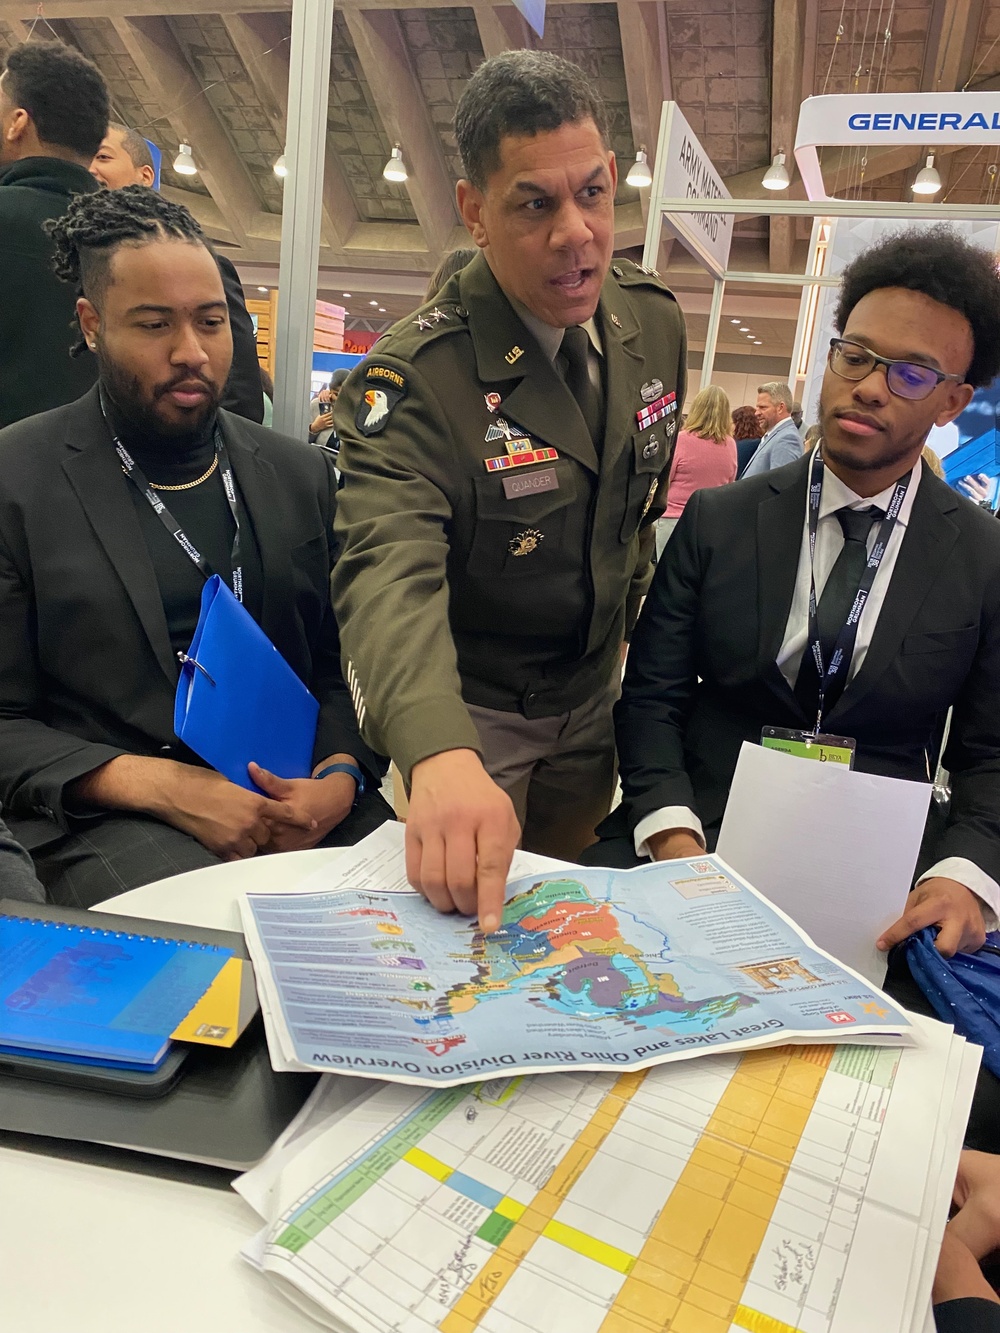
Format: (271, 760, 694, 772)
(356, 363, 406, 436)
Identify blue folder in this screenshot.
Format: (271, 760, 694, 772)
(174, 575, 319, 794)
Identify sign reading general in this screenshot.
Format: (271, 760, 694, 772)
(794, 92, 1000, 200)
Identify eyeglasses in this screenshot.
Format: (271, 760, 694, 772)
(828, 338, 965, 401)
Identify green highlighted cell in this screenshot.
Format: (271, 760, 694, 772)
(274, 1085, 467, 1252)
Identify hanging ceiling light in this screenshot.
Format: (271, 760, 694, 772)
(762, 151, 790, 191)
(911, 153, 941, 195)
(173, 142, 197, 176)
(273, 152, 287, 179)
(626, 147, 652, 189)
(383, 145, 407, 182)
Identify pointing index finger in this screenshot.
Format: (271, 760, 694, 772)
(476, 831, 514, 936)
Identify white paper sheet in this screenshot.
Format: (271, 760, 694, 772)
(717, 743, 932, 985)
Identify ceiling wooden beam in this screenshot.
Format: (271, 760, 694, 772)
(342, 8, 457, 257)
(768, 0, 807, 272)
(473, 4, 531, 58)
(617, 0, 670, 231)
(922, 0, 984, 91)
(111, 16, 262, 248)
(0, 0, 601, 15)
(220, 12, 357, 251)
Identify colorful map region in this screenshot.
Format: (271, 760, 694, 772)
(438, 877, 757, 1034)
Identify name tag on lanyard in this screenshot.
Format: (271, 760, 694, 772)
(761, 727, 857, 767)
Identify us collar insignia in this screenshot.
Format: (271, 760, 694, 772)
(356, 365, 406, 436)
(636, 391, 677, 431)
(505, 345, 524, 365)
(509, 528, 544, 556)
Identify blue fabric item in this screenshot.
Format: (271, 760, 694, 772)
(903, 927, 1000, 1078)
(174, 575, 319, 793)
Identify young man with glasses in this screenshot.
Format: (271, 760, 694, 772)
(591, 227, 1000, 968)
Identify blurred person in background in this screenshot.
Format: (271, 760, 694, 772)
(790, 399, 804, 433)
(732, 404, 762, 478)
(89, 121, 264, 423)
(742, 380, 802, 478)
(424, 247, 476, 302)
(309, 367, 350, 449)
(0, 41, 108, 428)
(803, 422, 822, 453)
(655, 385, 736, 558)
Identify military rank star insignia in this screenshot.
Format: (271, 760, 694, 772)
(413, 315, 435, 331)
(426, 307, 449, 324)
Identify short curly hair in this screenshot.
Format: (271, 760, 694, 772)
(834, 226, 1000, 389)
(455, 51, 608, 189)
(2, 41, 109, 159)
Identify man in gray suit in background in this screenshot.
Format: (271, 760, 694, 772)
(743, 380, 804, 477)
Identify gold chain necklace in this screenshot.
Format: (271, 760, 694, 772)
(121, 455, 219, 491)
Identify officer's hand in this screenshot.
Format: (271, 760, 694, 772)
(405, 749, 521, 934)
(876, 877, 987, 958)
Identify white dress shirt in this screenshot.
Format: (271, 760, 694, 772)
(633, 448, 1000, 927)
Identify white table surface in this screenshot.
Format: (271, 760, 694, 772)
(2, 847, 353, 1333)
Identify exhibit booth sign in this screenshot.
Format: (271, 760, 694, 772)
(645, 101, 733, 280)
(794, 92, 1000, 200)
(641, 90, 1000, 394)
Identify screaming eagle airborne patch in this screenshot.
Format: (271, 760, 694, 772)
(356, 364, 407, 436)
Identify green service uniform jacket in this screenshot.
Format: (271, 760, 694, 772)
(332, 252, 687, 782)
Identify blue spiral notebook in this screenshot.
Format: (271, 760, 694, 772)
(0, 913, 233, 1068)
(174, 576, 320, 794)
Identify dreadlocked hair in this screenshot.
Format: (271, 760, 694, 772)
(46, 186, 212, 356)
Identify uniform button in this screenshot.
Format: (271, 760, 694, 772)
(525, 692, 537, 705)
(159, 744, 175, 756)
(455, 305, 469, 319)
(612, 265, 623, 278)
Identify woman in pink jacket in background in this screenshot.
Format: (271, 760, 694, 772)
(655, 384, 737, 559)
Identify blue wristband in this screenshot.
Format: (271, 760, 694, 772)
(314, 762, 366, 805)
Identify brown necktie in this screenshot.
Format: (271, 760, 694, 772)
(560, 325, 603, 446)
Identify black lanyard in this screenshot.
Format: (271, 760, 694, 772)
(102, 395, 244, 604)
(804, 448, 910, 732)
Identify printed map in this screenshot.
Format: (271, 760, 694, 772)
(242, 846, 913, 1086)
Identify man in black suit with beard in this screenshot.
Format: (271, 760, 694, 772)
(0, 186, 390, 907)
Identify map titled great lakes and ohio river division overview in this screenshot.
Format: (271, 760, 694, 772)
(241, 850, 911, 1086)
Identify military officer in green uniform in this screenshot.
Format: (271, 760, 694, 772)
(332, 50, 687, 931)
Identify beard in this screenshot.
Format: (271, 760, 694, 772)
(96, 345, 221, 442)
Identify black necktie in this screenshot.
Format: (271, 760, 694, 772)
(560, 325, 603, 446)
(794, 504, 884, 717)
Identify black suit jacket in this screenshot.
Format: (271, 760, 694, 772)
(614, 453, 1000, 882)
(0, 386, 379, 850)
